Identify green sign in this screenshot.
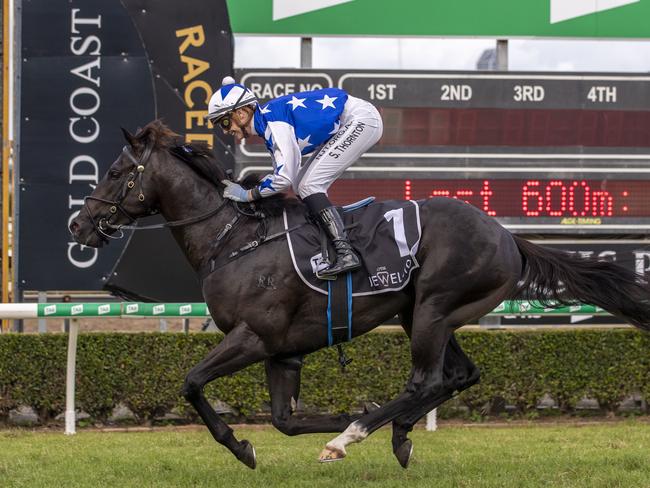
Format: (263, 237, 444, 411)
(227, 0, 650, 38)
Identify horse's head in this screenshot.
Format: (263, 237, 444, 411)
(69, 120, 178, 248)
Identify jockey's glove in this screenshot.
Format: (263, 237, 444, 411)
(222, 180, 253, 202)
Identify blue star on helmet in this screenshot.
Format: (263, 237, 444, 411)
(274, 164, 284, 175)
(259, 178, 276, 192)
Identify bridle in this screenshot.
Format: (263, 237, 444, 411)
(83, 138, 309, 285)
(83, 142, 230, 241)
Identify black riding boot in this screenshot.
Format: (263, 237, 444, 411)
(316, 206, 361, 279)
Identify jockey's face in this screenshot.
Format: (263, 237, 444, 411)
(221, 107, 252, 143)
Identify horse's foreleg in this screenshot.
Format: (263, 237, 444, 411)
(182, 323, 268, 469)
(266, 357, 362, 435)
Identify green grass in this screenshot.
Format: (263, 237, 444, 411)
(1, 421, 650, 487)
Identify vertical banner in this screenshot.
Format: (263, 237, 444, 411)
(18, 0, 233, 293)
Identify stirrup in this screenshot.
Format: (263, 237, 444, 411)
(316, 267, 339, 281)
(316, 259, 361, 280)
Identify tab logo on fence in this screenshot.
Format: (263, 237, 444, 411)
(125, 304, 140, 314)
(180, 305, 192, 315)
(71, 305, 84, 315)
(98, 304, 111, 315)
(153, 304, 166, 315)
(44, 305, 57, 316)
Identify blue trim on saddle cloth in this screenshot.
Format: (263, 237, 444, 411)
(326, 272, 353, 346)
(327, 286, 333, 346)
(342, 196, 374, 213)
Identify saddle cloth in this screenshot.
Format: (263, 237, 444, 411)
(284, 200, 422, 296)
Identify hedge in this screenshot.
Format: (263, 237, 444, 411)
(0, 330, 649, 425)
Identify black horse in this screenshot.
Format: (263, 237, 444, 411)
(69, 121, 650, 469)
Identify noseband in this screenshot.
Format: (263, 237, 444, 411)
(84, 144, 155, 241)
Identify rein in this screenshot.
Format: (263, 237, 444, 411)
(84, 143, 232, 239)
(85, 141, 307, 280)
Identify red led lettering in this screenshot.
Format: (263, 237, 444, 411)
(454, 190, 473, 204)
(522, 180, 543, 216)
(326, 178, 635, 219)
(545, 180, 567, 216)
(569, 181, 590, 217)
(481, 180, 496, 216)
(591, 191, 613, 216)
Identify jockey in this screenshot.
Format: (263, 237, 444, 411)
(207, 76, 383, 279)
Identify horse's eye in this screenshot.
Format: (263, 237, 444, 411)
(109, 170, 121, 180)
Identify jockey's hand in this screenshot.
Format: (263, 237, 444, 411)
(221, 180, 252, 202)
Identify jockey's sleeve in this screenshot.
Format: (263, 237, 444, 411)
(252, 121, 300, 199)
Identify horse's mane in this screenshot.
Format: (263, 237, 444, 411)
(133, 120, 304, 218)
(132, 120, 227, 187)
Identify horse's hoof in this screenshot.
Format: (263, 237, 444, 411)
(237, 439, 257, 469)
(319, 446, 346, 463)
(394, 439, 413, 469)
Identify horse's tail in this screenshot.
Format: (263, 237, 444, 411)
(512, 235, 650, 331)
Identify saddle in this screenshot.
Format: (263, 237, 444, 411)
(284, 198, 423, 297)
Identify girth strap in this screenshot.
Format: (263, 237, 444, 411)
(327, 272, 352, 346)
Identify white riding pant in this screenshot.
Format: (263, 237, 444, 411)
(294, 96, 383, 199)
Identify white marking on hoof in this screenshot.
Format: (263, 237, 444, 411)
(324, 421, 368, 457)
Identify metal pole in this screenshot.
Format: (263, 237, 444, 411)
(182, 318, 189, 334)
(159, 318, 167, 332)
(496, 39, 508, 71)
(64, 319, 79, 435)
(1, 0, 11, 333)
(37, 290, 47, 333)
(11, 0, 22, 331)
(300, 37, 312, 69)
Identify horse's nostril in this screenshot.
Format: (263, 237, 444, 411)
(69, 221, 79, 234)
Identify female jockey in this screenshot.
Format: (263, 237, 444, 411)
(207, 76, 383, 279)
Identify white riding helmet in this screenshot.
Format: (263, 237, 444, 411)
(207, 76, 257, 123)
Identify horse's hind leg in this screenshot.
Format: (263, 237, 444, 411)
(391, 334, 480, 468)
(182, 323, 269, 469)
(319, 298, 454, 462)
(266, 357, 364, 435)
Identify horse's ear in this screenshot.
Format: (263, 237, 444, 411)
(121, 127, 137, 147)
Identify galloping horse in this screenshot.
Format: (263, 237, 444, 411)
(69, 121, 650, 469)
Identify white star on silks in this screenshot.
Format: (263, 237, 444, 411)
(286, 96, 307, 110)
(316, 94, 337, 109)
(297, 135, 313, 151)
(259, 104, 271, 114)
(328, 121, 341, 135)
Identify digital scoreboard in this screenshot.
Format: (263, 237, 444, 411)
(234, 69, 650, 234)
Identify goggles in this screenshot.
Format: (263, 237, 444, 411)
(214, 116, 232, 131)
